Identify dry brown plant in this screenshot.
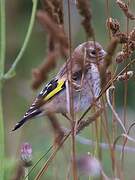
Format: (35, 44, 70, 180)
(116, 27, 135, 63)
(116, 0, 135, 20)
(32, 49, 59, 89)
(31, 2, 69, 89)
(76, 0, 94, 38)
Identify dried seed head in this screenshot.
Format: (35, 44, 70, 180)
(76, 0, 94, 38)
(122, 42, 135, 54)
(32, 51, 58, 89)
(37, 11, 68, 53)
(43, 0, 63, 25)
(116, 0, 135, 20)
(103, 38, 119, 67)
(129, 28, 135, 41)
(106, 18, 120, 35)
(115, 51, 126, 63)
(115, 32, 128, 43)
(116, 0, 128, 11)
(117, 71, 134, 81)
(128, 41, 135, 51)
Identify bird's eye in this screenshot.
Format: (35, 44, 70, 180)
(91, 50, 96, 55)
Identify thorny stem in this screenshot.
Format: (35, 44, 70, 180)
(0, 0, 6, 179)
(3, 0, 38, 80)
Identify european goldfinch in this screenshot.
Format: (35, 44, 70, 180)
(12, 41, 106, 131)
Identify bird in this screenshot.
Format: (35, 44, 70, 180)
(12, 41, 106, 131)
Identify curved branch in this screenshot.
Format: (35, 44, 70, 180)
(3, 0, 38, 80)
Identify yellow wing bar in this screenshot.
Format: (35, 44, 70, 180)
(44, 79, 65, 101)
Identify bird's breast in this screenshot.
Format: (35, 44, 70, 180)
(74, 63, 101, 112)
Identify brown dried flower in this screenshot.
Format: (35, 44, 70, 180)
(129, 28, 135, 41)
(37, 10, 68, 51)
(106, 18, 128, 43)
(106, 17, 120, 35)
(115, 51, 126, 63)
(115, 32, 128, 43)
(102, 38, 119, 68)
(76, 0, 94, 38)
(116, 0, 135, 20)
(117, 71, 134, 81)
(42, 0, 63, 24)
(32, 50, 59, 89)
(32, 7, 69, 89)
(115, 27, 135, 63)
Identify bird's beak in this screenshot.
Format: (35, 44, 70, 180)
(100, 49, 107, 57)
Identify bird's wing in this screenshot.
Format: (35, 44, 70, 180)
(12, 78, 66, 131)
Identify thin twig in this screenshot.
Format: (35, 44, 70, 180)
(106, 86, 127, 134)
(113, 133, 135, 151)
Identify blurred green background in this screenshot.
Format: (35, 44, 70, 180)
(3, 0, 135, 179)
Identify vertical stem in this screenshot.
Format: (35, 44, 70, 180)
(121, 0, 131, 169)
(0, 86, 4, 180)
(25, 167, 29, 180)
(67, 0, 78, 179)
(0, 0, 6, 179)
(4, 0, 38, 79)
(105, 0, 111, 40)
(0, 0, 6, 75)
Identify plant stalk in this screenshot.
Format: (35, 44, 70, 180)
(25, 167, 29, 180)
(4, 0, 38, 80)
(0, 0, 6, 178)
(0, 86, 4, 180)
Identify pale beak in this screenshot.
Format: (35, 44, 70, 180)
(99, 49, 107, 57)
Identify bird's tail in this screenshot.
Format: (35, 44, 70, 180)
(12, 109, 42, 131)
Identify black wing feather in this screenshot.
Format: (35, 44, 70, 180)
(12, 109, 42, 131)
(12, 78, 59, 131)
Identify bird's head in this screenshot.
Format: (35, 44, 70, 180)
(72, 41, 106, 66)
(57, 41, 106, 78)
